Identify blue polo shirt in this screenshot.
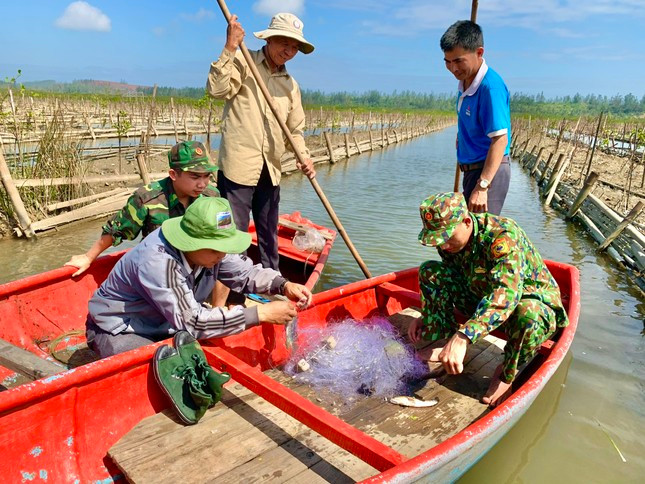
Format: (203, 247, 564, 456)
(456, 60, 511, 164)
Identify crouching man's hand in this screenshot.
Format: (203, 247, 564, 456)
(257, 301, 298, 325)
(439, 332, 470, 375)
(283, 282, 313, 309)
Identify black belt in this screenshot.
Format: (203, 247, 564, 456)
(459, 161, 485, 172)
(459, 155, 510, 173)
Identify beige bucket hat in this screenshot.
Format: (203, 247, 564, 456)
(254, 13, 315, 54)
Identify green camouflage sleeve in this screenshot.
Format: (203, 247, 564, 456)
(101, 191, 149, 246)
(459, 231, 524, 343)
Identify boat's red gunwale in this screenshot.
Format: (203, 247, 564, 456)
(361, 261, 581, 482)
(0, 261, 579, 483)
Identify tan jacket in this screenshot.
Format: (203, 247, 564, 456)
(207, 48, 310, 186)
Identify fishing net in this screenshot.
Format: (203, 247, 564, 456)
(284, 317, 428, 403)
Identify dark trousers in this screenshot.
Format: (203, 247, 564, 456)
(462, 156, 511, 216)
(86, 320, 159, 359)
(217, 164, 280, 270)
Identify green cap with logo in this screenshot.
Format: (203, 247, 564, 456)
(167, 141, 217, 173)
(418, 192, 468, 247)
(161, 197, 251, 253)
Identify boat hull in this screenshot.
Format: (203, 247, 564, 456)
(0, 262, 579, 483)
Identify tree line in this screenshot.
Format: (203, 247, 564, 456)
(3, 79, 645, 117)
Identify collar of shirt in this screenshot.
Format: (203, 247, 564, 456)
(159, 177, 181, 211)
(180, 250, 204, 279)
(259, 46, 290, 77)
(457, 58, 488, 112)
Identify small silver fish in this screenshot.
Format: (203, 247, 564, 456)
(388, 396, 439, 408)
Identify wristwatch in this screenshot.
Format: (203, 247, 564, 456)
(478, 178, 490, 190)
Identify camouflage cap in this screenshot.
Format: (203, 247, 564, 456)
(418, 192, 468, 246)
(168, 141, 216, 173)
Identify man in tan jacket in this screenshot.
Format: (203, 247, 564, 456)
(206, 12, 315, 270)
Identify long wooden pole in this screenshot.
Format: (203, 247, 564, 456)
(453, 1, 480, 192)
(215, 0, 372, 278)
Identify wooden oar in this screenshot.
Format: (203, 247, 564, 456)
(214, 0, 372, 278)
(453, 0, 480, 192)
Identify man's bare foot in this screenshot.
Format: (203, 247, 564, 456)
(482, 365, 513, 407)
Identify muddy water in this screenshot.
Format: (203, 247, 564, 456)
(0, 127, 643, 482)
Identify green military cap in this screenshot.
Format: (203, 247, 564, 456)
(168, 141, 217, 173)
(418, 192, 468, 247)
(162, 197, 251, 254)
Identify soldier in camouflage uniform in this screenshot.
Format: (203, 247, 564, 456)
(408, 192, 568, 407)
(65, 141, 219, 277)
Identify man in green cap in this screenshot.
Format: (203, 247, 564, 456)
(86, 197, 312, 358)
(65, 140, 219, 277)
(409, 192, 568, 407)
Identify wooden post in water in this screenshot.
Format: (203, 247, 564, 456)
(369, 130, 374, 150)
(566, 172, 599, 219)
(530, 147, 545, 176)
(598, 201, 644, 252)
(544, 156, 571, 206)
(344, 133, 350, 158)
(524, 145, 537, 167)
(0, 150, 35, 238)
(324, 131, 336, 164)
(538, 152, 555, 184)
(543, 153, 565, 193)
(353, 136, 362, 155)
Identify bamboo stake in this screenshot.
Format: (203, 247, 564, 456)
(539, 152, 555, 184)
(323, 131, 337, 164)
(216, 1, 372, 277)
(545, 156, 570, 206)
(566, 172, 599, 219)
(353, 136, 362, 155)
(0, 150, 35, 237)
(598, 201, 644, 252)
(530, 147, 545, 176)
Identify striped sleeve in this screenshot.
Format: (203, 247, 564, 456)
(138, 257, 259, 339)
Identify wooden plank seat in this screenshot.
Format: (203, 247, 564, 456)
(0, 338, 65, 381)
(109, 308, 507, 483)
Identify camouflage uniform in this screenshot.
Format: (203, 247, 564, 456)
(102, 141, 219, 246)
(418, 192, 568, 383)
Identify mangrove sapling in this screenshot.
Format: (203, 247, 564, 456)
(115, 110, 132, 174)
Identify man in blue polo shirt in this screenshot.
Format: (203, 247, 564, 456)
(440, 20, 511, 215)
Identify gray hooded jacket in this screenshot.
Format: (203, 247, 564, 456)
(88, 227, 287, 339)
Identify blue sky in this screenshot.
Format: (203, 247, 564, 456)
(2, 0, 644, 98)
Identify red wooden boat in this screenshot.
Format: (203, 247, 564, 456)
(0, 256, 579, 483)
(0, 211, 335, 387)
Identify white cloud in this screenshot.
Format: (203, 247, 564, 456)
(253, 0, 305, 17)
(181, 8, 215, 22)
(55, 1, 111, 32)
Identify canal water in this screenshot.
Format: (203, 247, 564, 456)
(0, 126, 642, 482)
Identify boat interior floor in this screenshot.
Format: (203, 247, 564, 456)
(109, 307, 506, 483)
